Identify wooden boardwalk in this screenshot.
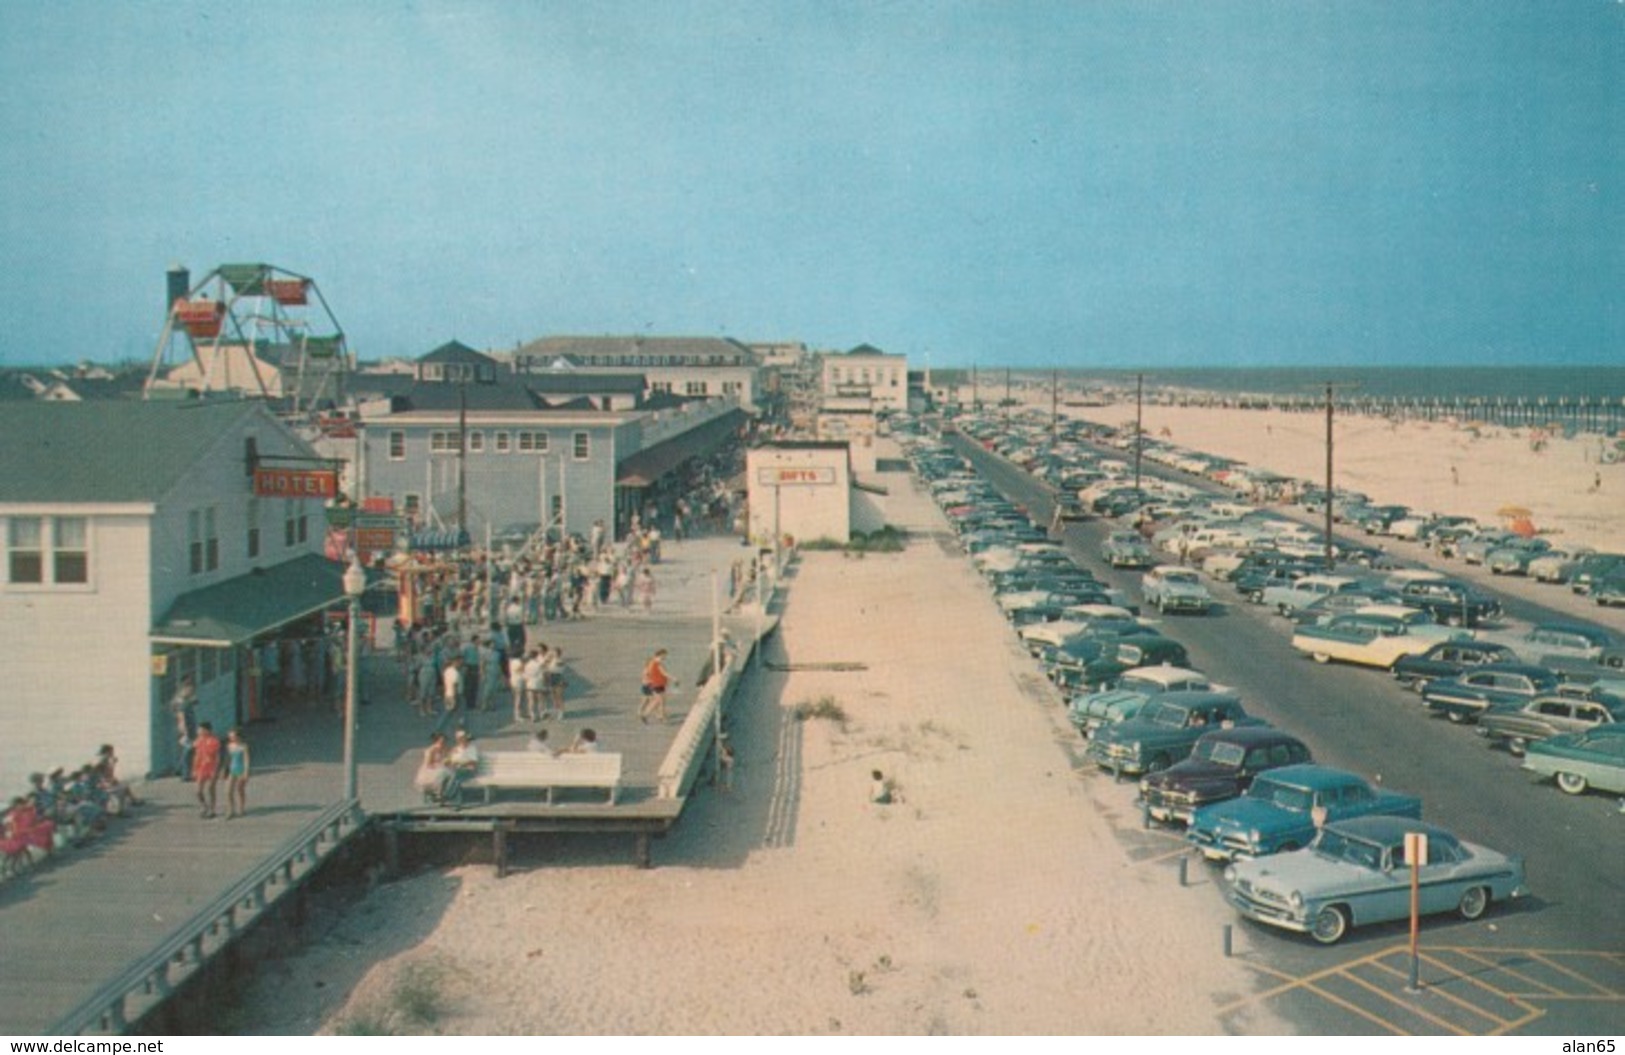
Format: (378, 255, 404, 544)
(0, 536, 754, 1036)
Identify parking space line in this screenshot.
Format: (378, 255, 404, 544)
(1523, 951, 1620, 997)
(1448, 947, 1566, 997)
(1300, 980, 1411, 1036)
(1341, 965, 1473, 1036)
(1366, 955, 1530, 1034)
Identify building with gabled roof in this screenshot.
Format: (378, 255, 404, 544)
(511, 335, 764, 413)
(0, 400, 341, 791)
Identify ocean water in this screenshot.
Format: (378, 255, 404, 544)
(1057, 366, 1625, 403)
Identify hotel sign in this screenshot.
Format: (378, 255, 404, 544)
(757, 467, 836, 486)
(253, 467, 339, 499)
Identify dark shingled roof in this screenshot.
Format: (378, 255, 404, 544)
(417, 340, 495, 366)
(0, 400, 262, 504)
(846, 343, 891, 357)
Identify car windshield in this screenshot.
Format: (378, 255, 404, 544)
(1164, 570, 1201, 585)
(1248, 777, 1313, 812)
(1144, 701, 1191, 728)
(1190, 740, 1247, 768)
(1117, 674, 1168, 694)
(1312, 829, 1385, 870)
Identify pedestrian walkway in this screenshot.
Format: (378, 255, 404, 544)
(0, 531, 764, 1036)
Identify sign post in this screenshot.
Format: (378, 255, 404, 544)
(1405, 830, 1428, 992)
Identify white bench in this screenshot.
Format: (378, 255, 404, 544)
(462, 751, 623, 806)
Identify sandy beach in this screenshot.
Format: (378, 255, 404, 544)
(1059, 399, 1623, 552)
(224, 401, 1620, 1037)
(232, 447, 1288, 1036)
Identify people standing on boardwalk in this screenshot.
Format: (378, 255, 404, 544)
(224, 729, 250, 819)
(636, 565, 657, 613)
(435, 656, 465, 737)
(193, 723, 222, 818)
(638, 648, 676, 724)
(546, 645, 568, 721)
(509, 649, 529, 724)
(477, 636, 501, 713)
(523, 646, 547, 722)
(171, 676, 198, 780)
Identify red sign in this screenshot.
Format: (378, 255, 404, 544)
(254, 468, 338, 498)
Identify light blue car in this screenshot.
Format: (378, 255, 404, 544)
(1224, 816, 1527, 944)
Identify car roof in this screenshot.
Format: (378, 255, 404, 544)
(1255, 763, 1361, 788)
(1193, 726, 1304, 749)
(1120, 665, 1205, 684)
(1324, 816, 1452, 843)
(1456, 662, 1558, 678)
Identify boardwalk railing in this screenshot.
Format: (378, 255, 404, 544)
(657, 633, 758, 800)
(50, 799, 367, 1036)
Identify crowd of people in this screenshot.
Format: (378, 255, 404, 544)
(2, 745, 143, 881)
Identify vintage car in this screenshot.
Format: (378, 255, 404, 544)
(1017, 605, 1142, 653)
(1421, 663, 1563, 725)
(1457, 532, 1519, 566)
(1526, 547, 1595, 584)
(1100, 531, 1157, 569)
(1068, 667, 1231, 737)
(1290, 606, 1468, 669)
(1140, 727, 1313, 825)
(1478, 695, 1625, 756)
(1595, 573, 1625, 609)
(1084, 694, 1261, 776)
(1289, 588, 1402, 629)
(1482, 622, 1616, 666)
(1054, 634, 1190, 695)
(1224, 817, 1527, 945)
(1394, 578, 1502, 628)
(1141, 566, 1214, 615)
(1570, 553, 1625, 595)
(1188, 764, 1422, 861)
(1235, 561, 1321, 604)
(1261, 574, 1365, 618)
(1521, 725, 1625, 797)
(1485, 537, 1553, 575)
(1391, 640, 1521, 693)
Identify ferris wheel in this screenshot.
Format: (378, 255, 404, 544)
(145, 262, 350, 414)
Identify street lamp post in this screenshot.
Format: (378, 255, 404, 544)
(342, 558, 366, 802)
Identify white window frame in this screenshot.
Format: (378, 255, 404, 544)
(388, 430, 406, 460)
(5, 515, 92, 590)
(573, 431, 591, 460)
(494, 430, 511, 454)
(468, 430, 485, 453)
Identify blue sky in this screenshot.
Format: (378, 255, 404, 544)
(1, 1, 1620, 368)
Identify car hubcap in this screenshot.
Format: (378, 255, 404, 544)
(1459, 887, 1488, 920)
(1312, 907, 1346, 944)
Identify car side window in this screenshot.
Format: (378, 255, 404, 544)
(1342, 784, 1371, 805)
(1536, 700, 1570, 718)
(1575, 706, 1605, 724)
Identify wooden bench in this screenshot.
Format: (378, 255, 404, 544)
(461, 751, 623, 806)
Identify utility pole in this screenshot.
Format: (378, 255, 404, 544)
(1134, 372, 1144, 502)
(457, 378, 468, 538)
(1313, 381, 1359, 571)
(1051, 368, 1059, 447)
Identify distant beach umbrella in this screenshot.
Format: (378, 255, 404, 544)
(1496, 505, 1533, 519)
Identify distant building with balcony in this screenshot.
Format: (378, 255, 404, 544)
(819, 343, 907, 413)
(510, 335, 764, 414)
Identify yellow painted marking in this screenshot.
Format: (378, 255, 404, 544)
(1448, 947, 1564, 996)
(1302, 981, 1411, 1036)
(1524, 951, 1619, 997)
(1366, 956, 1517, 1031)
(1340, 965, 1471, 1036)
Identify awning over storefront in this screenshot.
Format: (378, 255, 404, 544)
(151, 553, 352, 648)
(616, 409, 746, 488)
